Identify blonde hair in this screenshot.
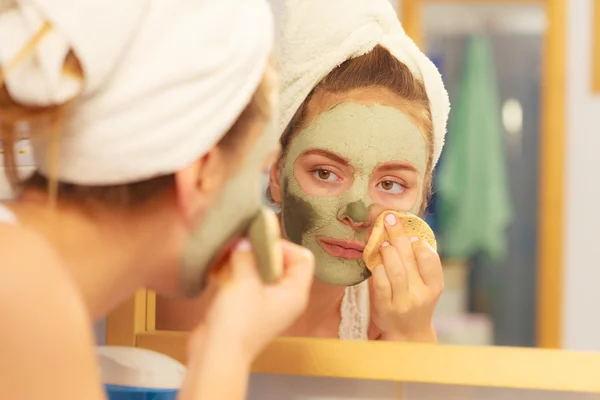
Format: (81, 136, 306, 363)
(278, 45, 434, 214)
(0, 22, 275, 208)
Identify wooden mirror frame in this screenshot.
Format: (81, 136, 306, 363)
(106, 0, 600, 394)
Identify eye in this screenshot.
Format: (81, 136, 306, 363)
(312, 169, 340, 182)
(376, 180, 404, 194)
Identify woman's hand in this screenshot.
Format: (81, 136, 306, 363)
(189, 239, 315, 363)
(368, 212, 444, 342)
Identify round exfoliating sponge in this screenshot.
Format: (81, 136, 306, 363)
(363, 210, 437, 271)
(248, 207, 283, 283)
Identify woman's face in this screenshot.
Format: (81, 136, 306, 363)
(178, 112, 280, 297)
(271, 88, 428, 286)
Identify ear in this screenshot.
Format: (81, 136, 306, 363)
(174, 147, 227, 226)
(269, 158, 283, 204)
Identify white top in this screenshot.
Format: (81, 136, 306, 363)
(339, 280, 371, 340)
(0, 203, 17, 225)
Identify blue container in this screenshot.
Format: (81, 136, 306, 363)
(98, 346, 185, 400)
(105, 384, 178, 400)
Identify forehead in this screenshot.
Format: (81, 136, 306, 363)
(290, 102, 427, 167)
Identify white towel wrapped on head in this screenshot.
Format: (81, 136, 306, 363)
(277, 0, 450, 169)
(0, 0, 273, 185)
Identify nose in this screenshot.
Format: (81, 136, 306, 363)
(338, 200, 373, 230)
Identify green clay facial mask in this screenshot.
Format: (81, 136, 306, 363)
(280, 102, 427, 286)
(180, 118, 280, 297)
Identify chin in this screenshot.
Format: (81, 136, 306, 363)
(312, 254, 372, 287)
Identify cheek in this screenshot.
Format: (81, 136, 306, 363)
(281, 178, 319, 244)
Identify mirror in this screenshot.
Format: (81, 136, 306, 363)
(150, 0, 564, 350)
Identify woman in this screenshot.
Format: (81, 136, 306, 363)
(0, 1, 313, 399)
(155, 0, 449, 342)
(267, 0, 451, 341)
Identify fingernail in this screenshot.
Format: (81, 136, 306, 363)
(235, 238, 252, 251)
(302, 247, 314, 259)
(381, 241, 390, 248)
(385, 213, 397, 226)
(410, 237, 419, 243)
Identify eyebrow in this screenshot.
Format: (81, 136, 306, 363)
(300, 148, 349, 166)
(376, 161, 419, 174)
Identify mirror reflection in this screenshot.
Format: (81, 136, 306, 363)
(156, 0, 551, 349)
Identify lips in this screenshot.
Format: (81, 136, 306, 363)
(317, 237, 365, 260)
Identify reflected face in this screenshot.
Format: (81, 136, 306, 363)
(279, 102, 427, 286)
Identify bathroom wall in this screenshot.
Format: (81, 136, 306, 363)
(562, 0, 600, 351)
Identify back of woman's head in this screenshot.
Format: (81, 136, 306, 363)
(0, 53, 276, 209)
(0, 0, 275, 209)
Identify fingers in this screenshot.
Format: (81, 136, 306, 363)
(281, 240, 314, 270)
(413, 240, 444, 294)
(228, 238, 315, 293)
(370, 264, 392, 305)
(383, 212, 424, 289)
(266, 240, 315, 316)
(202, 273, 221, 302)
(380, 241, 408, 299)
(229, 238, 260, 281)
(278, 240, 315, 291)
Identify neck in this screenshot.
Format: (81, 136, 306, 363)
(286, 278, 346, 337)
(9, 191, 179, 320)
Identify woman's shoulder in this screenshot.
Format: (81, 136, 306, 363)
(0, 221, 59, 261)
(0, 221, 87, 326)
(0, 222, 84, 316)
(0, 224, 104, 399)
(0, 222, 72, 288)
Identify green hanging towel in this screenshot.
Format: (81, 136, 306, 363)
(436, 34, 512, 262)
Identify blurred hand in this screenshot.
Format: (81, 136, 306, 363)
(190, 239, 314, 362)
(369, 212, 444, 342)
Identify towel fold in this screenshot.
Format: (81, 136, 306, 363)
(277, 0, 450, 169)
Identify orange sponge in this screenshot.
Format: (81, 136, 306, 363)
(363, 211, 437, 271)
